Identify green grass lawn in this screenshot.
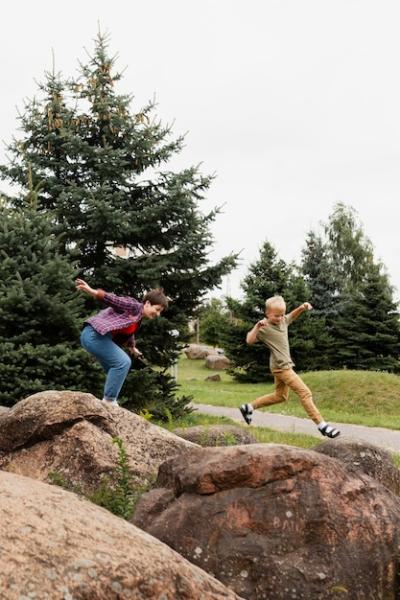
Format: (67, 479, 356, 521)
(161, 411, 322, 449)
(176, 355, 400, 429)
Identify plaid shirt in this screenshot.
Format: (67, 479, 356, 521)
(85, 290, 143, 348)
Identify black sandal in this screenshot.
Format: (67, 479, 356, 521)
(239, 404, 253, 425)
(319, 424, 340, 438)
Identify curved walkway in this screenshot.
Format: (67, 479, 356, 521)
(192, 402, 400, 453)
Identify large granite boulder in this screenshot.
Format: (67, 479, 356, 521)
(133, 444, 400, 600)
(0, 470, 243, 600)
(0, 390, 196, 493)
(205, 354, 231, 370)
(314, 436, 400, 496)
(172, 425, 258, 446)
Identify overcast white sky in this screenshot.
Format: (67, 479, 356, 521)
(2, 1, 400, 300)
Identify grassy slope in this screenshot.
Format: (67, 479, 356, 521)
(162, 411, 319, 448)
(177, 356, 400, 429)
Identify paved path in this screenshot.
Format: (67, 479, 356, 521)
(192, 402, 400, 453)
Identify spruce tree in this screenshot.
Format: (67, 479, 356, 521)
(325, 203, 374, 292)
(301, 205, 400, 372)
(0, 33, 237, 416)
(301, 231, 337, 314)
(197, 298, 231, 348)
(300, 231, 336, 370)
(330, 264, 400, 372)
(240, 241, 291, 316)
(1, 33, 236, 305)
(283, 271, 330, 372)
(0, 198, 101, 405)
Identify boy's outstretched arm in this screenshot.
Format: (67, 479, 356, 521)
(246, 318, 268, 344)
(288, 302, 313, 321)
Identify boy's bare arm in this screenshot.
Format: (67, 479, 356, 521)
(246, 318, 268, 344)
(288, 302, 313, 321)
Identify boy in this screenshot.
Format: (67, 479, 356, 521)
(76, 278, 168, 406)
(240, 295, 340, 438)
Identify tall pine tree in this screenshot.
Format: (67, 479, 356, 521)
(325, 203, 374, 292)
(0, 196, 101, 405)
(283, 271, 330, 372)
(197, 298, 231, 348)
(301, 204, 400, 371)
(300, 231, 337, 369)
(330, 264, 400, 372)
(0, 33, 237, 415)
(301, 231, 337, 314)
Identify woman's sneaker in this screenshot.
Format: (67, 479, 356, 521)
(319, 424, 340, 438)
(240, 404, 253, 425)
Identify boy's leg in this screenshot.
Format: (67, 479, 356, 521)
(276, 369, 322, 423)
(252, 376, 289, 409)
(278, 369, 340, 438)
(240, 377, 288, 425)
(80, 326, 131, 403)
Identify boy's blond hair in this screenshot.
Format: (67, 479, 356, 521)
(265, 295, 286, 312)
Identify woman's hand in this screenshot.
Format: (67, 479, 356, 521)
(129, 346, 143, 358)
(75, 279, 97, 297)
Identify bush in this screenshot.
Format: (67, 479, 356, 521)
(198, 298, 231, 347)
(0, 342, 102, 406)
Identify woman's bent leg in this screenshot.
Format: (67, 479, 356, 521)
(80, 326, 131, 401)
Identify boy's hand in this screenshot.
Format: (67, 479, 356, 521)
(303, 302, 313, 311)
(247, 319, 267, 344)
(256, 318, 268, 328)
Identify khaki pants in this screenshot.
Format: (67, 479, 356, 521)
(252, 368, 322, 424)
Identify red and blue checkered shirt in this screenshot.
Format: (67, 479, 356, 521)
(85, 290, 143, 348)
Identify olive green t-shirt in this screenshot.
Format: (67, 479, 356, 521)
(256, 314, 294, 372)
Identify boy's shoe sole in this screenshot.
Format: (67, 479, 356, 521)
(240, 405, 253, 425)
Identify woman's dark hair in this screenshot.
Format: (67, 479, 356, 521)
(143, 288, 169, 310)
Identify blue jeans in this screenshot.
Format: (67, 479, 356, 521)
(80, 325, 131, 401)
